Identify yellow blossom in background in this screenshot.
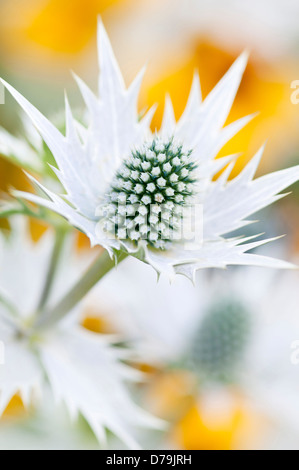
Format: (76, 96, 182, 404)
(172, 390, 264, 450)
(143, 371, 266, 450)
(0, 158, 28, 193)
(144, 371, 196, 423)
(0, 0, 127, 60)
(144, 40, 299, 175)
(25, 0, 122, 55)
(0, 159, 28, 231)
(82, 313, 118, 335)
(2, 396, 26, 421)
(0, 158, 49, 240)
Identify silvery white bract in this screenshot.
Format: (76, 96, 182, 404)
(0, 115, 43, 174)
(0, 221, 162, 449)
(2, 22, 299, 280)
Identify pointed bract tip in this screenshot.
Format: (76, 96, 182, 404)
(228, 50, 249, 78)
(191, 70, 201, 92)
(97, 17, 111, 52)
(63, 89, 70, 107)
(97, 16, 104, 33)
(238, 49, 250, 67)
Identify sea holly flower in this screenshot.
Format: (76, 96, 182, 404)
(185, 267, 299, 435)
(0, 219, 163, 449)
(1, 22, 299, 280)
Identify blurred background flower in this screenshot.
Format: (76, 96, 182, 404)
(80, 257, 299, 450)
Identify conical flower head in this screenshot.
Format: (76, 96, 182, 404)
(102, 137, 197, 248)
(188, 300, 251, 383)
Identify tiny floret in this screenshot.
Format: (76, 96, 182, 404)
(118, 193, 127, 203)
(157, 153, 166, 163)
(118, 228, 127, 239)
(155, 193, 164, 203)
(146, 150, 156, 160)
(141, 195, 152, 205)
(121, 168, 130, 178)
(172, 157, 181, 166)
(135, 184, 144, 194)
(138, 206, 148, 216)
(141, 173, 150, 182)
(181, 168, 189, 178)
(155, 142, 165, 152)
(123, 181, 133, 190)
(141, 162, 151, 171)
(170, 174, 179, 183)
(163, 163, 172, 173)
(152, 205, 162, 214)
(157, 177, 166, 187)
(152, 167, 161, 176)
(131, 170, 139, 179)
(129, 194, 138, 204)
(147, 183, 156, 193)
(140, 224, 149, 235)
(175, 194, 184, 203)
(177, 182, 186, 192)
(126, 205, 136, 216)
(165, 188, 175, 197)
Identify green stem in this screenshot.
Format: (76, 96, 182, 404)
(36, 227, 67, 314)
(0, 291, 28, 335)
(35, 250, 127, 329)
(0, 291, 19, 320)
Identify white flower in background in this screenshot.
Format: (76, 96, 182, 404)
(88, 257, 299, 448)
(84, 257, 203, 364)
(81, 256, 272, 371)
(1, 22, 299, 280)
(188, 267, 299, 448)
(0, 389, 100, 450)
(179, 0, 299, 59)
(0, 219, 162, 449)
(0, 386, 135, 450)
(116, 0, 299, 66)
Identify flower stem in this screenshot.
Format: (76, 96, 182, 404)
(36, 250, 127, 329)
(36, 227, 67, 314)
